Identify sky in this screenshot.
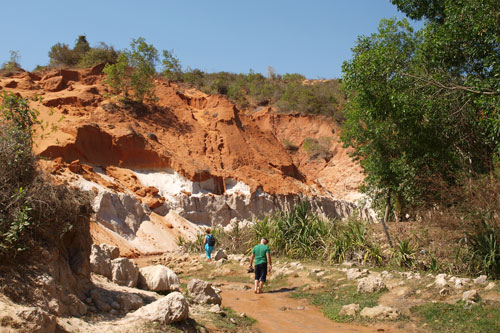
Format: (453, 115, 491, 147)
(0, 0, 420, 79)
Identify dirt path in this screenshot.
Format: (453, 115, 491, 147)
(221, 283, 400, 333)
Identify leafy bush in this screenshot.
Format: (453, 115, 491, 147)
(78, 42, 118, 68)
(103, 37, 159, 103)
(1, 50, 21, 73)
(0, 93, 92, 259)
(302, 137, 332, 159)
(49, 42, 80, 67)
(161, 49, 182, 81)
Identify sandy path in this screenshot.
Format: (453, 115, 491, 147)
(221, 284, 399, 333)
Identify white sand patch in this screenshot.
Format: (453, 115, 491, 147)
(225, 178, 251, 195)
(72, 175, 108, 193)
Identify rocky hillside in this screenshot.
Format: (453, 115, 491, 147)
(0, 66, 367, 256)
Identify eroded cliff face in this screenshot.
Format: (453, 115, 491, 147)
(0, 66, 371, 255)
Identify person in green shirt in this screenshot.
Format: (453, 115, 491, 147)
(249, 238, 272, 294)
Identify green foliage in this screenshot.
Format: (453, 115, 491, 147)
(391, 238, 416, 267)
(1, 50, 21, 72)
(251, 201, 382, 264)
(48, 42, 80, 67)
(103, 37, 159, 103)
(49, 35, 118, 68)
(1, 91, 40, 132)
(411, 301, 500, 333)
(174, 67, 343, 119)
(0, 94, 92, 258)
(161, 49, 182, 81)
(341, 6, 500, 217)
(302, 137, 332, 159)
(78, 42, 118, 68)
(467, 221, 500, 278)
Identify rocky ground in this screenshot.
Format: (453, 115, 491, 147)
(1, 243, 499, 332)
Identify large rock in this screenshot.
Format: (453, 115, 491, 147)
(90, 244, 112, 279)
(42, 75, 66, 92)
(101, 243, 120, 259)
(339, 303, 360, 316)
(187, 279, 222, 305)
(128, 292, 189, 324)
(214, 249, 228, 261)
(17, 308, 57, 333)
(360, 305, 400, 320)
(111, 258, 139, 287)
(138, 265, 180, 292)
(357, 276, 386, 293)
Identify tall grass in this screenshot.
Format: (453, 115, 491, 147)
(251, 201, 382, 264)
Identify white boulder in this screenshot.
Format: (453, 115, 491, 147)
(339, 303, 360, 316)
(138, 265, 180, 292)
(360, 305, 400, 320)
(128, 292, 189, 324)
(111, 258, 139, 287)
(357, 276, 386, 293)
(187, 279, 222, 305)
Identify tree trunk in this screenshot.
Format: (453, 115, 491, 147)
(382, 191, 393, 248)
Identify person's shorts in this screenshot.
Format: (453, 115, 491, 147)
(254, 263, 268, 282)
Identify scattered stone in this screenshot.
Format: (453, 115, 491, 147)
(357, 276, 387, 293)
(289, 262, 304, 270)
(485, 282, 496, 290)
(111, 301, 120, 310)
(230, 318, 237, 324)
(474, 275, 488, 285)
(346, 268, 369, 280)
(462, 290, 481, 303)
(439, 288, 450, 296)
(452, 277, 470, 289)
(111, 258, 139, 287)
(312, 268, 323, 274)
(360, 305, 400, 320)
(117, 293, 144, 312)
(188, 279, 222, 305)
(138, 265, 180, 292)
(296, 306, 305, 310)
(339, 304, 360, 316)
(214, 249, 228, 261)
(127, 292, 189, 324)
(434, 274, 448, 288)
(209, 304, 223, 314)
(316, 271, 326, 277)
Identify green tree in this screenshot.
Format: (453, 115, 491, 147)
(1, 50, 21, 72)
(73, 35, 91, 58)
(161, 49, 182, 81)
(341, 0, 500, 237)
(103, 37, 159, 103)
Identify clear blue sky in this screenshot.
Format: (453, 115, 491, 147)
(0, 0, 418, 79)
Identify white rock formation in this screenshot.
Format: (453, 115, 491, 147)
(127, 292, 189, 324)
(360, 305, 400, 320)
(339, 304, 360, 316)
(187, 279, 222, 305)
(138, 265, 180, 292)
(111, 258, 139, 288)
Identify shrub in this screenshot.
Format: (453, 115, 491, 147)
(161, 49, 182, 81)
(1, 50, 21, 73)
(103, 37, 159, 103)
(0, 93, 92, 259)
(302, 137, 332, 159)
(78, 42, 118, 68)
(48, 42, 79, 67)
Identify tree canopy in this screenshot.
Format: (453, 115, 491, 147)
(341, 0, 500, 218)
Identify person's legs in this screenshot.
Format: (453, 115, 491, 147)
(258, 263, 268, 293)
(254, 263, 264, 293)
(205, 245, 212, 261)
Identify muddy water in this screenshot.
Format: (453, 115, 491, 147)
(221, 285, 399, 333)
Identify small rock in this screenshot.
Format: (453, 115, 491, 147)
(346, 268, 369, 280)
(474, 275, 488, 285)
(339, 303, 360, 316)
(230, 318, 236, 324)
(214, 249, 228, 261)
(296, 306, 305, 310)
(188, 279, 222, 305)
(357, 276, 386, 293)
(360, 305, 400, 320)
(316, 271, 326, 277)
(439, 288, 450, 296)
(209, 304, 223, 314)
(462, 289, 481, 303)
(484, 282, 496, 290)
(111, 301, 120, 310)
(435, 274, 448, 288)
(110, 309, 119, 315)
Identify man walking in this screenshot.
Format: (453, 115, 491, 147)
(249, 238, 272, 294)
